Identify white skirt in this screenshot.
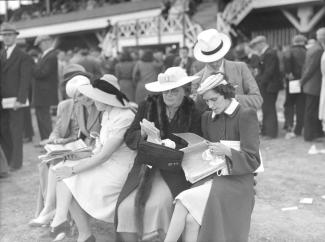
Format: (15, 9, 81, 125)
(175, 179, 212, 225)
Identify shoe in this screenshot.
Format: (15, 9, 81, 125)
(285, 132, 296, 139)
(29, 210, 55, 227)
(83, 234, 96, 242)
(9, 166, 21, 172)
(39, 139, 49, 146)
(49, 220, 70, 241)
(23, 137, 33, 143)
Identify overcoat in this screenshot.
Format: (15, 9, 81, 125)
(198, 105, 260, 242)
(32, 49, 58, 107)
(114, 95, 201, 227)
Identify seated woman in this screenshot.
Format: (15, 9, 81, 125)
(45, 74, 136, 242)
(164, 73, 261, 242)
(115, 67, 202, 242)
(29, 73, 102, 226)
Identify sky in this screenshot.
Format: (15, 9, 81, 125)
(0, 0, 35, 14)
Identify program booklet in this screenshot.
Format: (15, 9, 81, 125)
(1, 97, 29, 109)
(39, 139, 92, 163)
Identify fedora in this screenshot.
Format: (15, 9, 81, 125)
(145, 67, 199, 92)
(193, 29, 231, 63)
(78, 74, 129, 108)
(0, 22, 19, 35)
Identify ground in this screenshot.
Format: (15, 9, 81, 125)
(1, 91, 325, 242)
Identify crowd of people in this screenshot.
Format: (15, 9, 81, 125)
(0, 20, 325, 242)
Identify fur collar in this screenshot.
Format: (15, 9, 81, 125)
(144, 94, 195, 139)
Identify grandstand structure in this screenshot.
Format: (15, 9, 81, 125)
(1, 0, 325, 51)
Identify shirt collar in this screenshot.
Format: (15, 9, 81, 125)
(211, 98, 239, 118)
(261, 45, 269, 55)
(6, 44, 16, 59)
(42, 47, 54, 58)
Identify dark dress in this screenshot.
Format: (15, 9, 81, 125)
(115, 95, 201, 240)
(197, 103, 261, 242)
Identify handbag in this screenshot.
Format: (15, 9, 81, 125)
(136, 141, 184, 171)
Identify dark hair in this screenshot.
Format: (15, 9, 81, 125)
(211, 83, 236, 99)
(141, 50, 154, 62)
(120, 50, 132, 62)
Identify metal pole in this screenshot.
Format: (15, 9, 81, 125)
(46, 0, 50, 14)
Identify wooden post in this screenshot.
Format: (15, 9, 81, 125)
(46, 0, 50, 14)
(4, 0, 9, 21)
(135, 19, 139, 47)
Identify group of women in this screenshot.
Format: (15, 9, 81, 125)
(28, 29, 261, 242)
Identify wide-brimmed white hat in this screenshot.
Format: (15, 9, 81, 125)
(193, 29, 231, 63)
(197, 73, 227, 95)
(78, 74, 129, 108)
(66, 75, 90, 98)
(145, 67, 199, 92)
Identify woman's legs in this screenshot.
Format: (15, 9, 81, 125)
(38, 166, 57, 217)
(69, 199, 92, 242)
(164, 201, 200, 242)
(51, 181, 73, 227)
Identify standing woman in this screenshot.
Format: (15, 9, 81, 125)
(115, 50, 136, 101)
(115, 67, 202, 242)
(133, 50, 163, 104)
(164, 73, 261, 242)
(46, 74, 136, 242)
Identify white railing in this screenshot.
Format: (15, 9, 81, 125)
(115, 13, 202, 46)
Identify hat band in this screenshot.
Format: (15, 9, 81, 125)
(201, 41, 223, 56)
(92, 79, 129, 106)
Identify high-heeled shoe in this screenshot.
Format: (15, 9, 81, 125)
(28, 210, 55, 227)
(83, 234, 96, 242)
(49, 220, 70, 241)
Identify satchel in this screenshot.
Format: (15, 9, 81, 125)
(136, 141, 184, 171)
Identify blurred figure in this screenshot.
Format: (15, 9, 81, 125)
(319, 28, 325, 132)
(283, 35, 307, 138)
(250, 35, 282, 139)
(164, 46, 177, 69)
(301, 29, 324, 141)
(0, 23, 33, 170)
(173, 46, 194, 75)
(71, 48, 102, 79)
(57, 50, 69, 101)
(33, 35, 59, 145)
(133, 50, 163, 103)
(234, 43, 260, 76)
(115, 50, 136, 101)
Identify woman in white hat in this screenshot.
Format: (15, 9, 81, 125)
(29, 73, 102, 228)
(115, 67, 202, 241)
(42, 74, 136, 242)
(164, 73, 261, 242)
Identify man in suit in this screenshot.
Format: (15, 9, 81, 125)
(250, 36, 283, 138)
(192, 29, 263, 111)
(283, 35, 307, 138)
(300, 28, 325, 141)
(0, 22, 33, 170)
(173, 46, 194, 75)
(33, 35, 59, 145)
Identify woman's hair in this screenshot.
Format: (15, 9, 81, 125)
(211, 83, 236, 99)
(141, 50, 154, 62)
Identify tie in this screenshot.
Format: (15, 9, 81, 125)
(1, 48, 7, 62)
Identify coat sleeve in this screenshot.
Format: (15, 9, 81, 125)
(236, 62, 263, 110)
(226, 108, 261, 175)
(17, 54, 33, 103)
(124, 101, 147, 150)
(49, 101, 64, 140)
(33, 53, 57, 80)
(189, 107, 202, 136)
(259, 51, 278, 85)
(300, 47, 323, 86)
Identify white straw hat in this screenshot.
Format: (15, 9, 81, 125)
(197, 73, 227, 95)
(145, 67, 199, 92)
(78, 74, 129, 108)
(66, 75, 90, 98)
(193, 29, 231, 63)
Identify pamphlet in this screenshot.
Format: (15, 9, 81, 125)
(289, 80, 301, 94)
(1, 97, 29, 109)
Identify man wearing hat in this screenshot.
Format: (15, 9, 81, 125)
(193, 29, 262, 111)
(283, 34, 307, 139)
(250, 35, 283, 139)
(300, 28, 325, 141)
(33, 35, 59, 145)
(0, 22, 33, 170)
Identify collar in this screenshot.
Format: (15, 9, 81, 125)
(6, 44, 16, 59)
(211, 98, 239, 118)
(260, 45, 269, 55)
(42, 47, 54, 58)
